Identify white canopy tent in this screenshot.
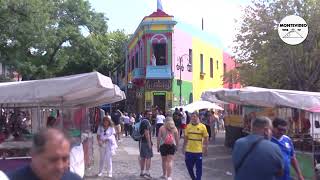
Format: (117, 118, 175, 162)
(0, 71, 126, 108)
(201, 86, 320, 110)
(183, 100, 224, 112)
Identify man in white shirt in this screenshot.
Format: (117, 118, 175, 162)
(122, 112, 131, 137)
(180, 108, 187, 137)
(156, 111, 166, 137)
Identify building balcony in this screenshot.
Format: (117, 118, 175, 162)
(146, 65, 172, 79)
(132, 68, 145, 80)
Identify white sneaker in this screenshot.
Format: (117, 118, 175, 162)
(97, 172, 103, 177)
(167, 177, 172, 180)
(107, 174, 112, 178)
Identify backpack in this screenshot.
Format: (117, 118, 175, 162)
(163, 130, 175, 145)
(131, 119, 145, 141)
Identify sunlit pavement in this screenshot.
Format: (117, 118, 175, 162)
(84, 132, 234, 180)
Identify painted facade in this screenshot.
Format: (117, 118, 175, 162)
(223, 52, 241, 89)
(125, 7, 236, 113)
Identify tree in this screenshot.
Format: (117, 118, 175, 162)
(234, 0, 320, 91)
(0, 0, 128, 80)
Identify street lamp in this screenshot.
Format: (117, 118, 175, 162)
(176, 54, 192, 106)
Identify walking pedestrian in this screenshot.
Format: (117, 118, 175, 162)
(173, 108, 182, 137)
(182, 111, 209, 180)
(129, 113, 135, 135)
(97, 116, 118, 177)
(157, 117, 179, 180)
(139, 110, 153, 179)
(8, 128, 81, 180)
(232, 116, 284, 180)
(111, 109, 122, 142)
(122, 112, 131, 137)
(201, 111, 211, 141)
(271, 118, 304, 180)
(180, 108, 187, 137)
(156, 110, 165, 137)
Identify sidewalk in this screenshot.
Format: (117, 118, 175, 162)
(84, 132, 234, 180)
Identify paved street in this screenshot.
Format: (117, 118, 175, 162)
(85, 132, 234, 180)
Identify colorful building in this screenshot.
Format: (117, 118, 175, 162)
(223, 52, 241, 89)
(125, 5, 235, 113)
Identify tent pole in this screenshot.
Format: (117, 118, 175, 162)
(60, 97, 64, 129)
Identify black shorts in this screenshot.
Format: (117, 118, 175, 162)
(159, 144, 176, 156)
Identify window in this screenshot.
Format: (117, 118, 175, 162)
(189, 49, 192, 64)
(210, 58, 213, 78)
(224, 63, 227, 75)
(135, 52, 138, 68)
(131, 57, 134, 71)
(200, 54, 204, 73)
(216, 60, 219, 69)
(152, 43, 166, 65)
(140, 46, 143, 67)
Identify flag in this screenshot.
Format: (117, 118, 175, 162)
(157, 0, 163, 11)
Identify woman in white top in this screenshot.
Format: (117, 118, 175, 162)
(97, 116, 118, 177)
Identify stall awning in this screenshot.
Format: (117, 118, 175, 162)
(0, 72, 126, 108)
(201, 86, 320, 111)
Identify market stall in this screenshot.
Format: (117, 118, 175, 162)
(201, 86, 320, 180)
(0, 72, 126, 177)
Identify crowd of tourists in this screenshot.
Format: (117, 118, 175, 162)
(3, 107, 306, 180)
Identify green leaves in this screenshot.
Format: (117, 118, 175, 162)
(0, 0, 128, 80)
(234, 0, 320, 91)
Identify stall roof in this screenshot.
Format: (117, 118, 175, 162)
(201, 86, 320, 111)
(183, 100, 224, 112)
(0, 72, 126, 108)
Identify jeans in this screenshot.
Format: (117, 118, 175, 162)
(185, 152, 203, 180)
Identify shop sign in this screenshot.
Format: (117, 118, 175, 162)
(153, 92, 166, 96)
(146, 80, 171, 90)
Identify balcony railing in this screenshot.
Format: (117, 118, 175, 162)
(146, 65, 172, 79)
(132, 68, 145, 79)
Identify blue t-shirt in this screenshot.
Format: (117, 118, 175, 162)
(8, 165, 82, 180)
(232, 134, 284, 180)
(271, 135, 295, 180)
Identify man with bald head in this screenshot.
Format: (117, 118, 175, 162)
(232, 116, 284, 180)
(8, 128, 81, 180)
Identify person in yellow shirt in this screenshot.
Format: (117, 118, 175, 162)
(182, 111, 209, 180)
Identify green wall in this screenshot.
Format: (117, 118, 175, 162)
(172, 79, 193, 107)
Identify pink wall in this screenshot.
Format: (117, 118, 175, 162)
(223, 52, 241, 88)
(172, 27, 193, 82)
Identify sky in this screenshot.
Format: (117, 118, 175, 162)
(88, 0, 251, 52)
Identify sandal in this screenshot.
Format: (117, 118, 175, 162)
(143, 173, 152, 179)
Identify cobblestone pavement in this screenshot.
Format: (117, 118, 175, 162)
(85, 132, 234, 180)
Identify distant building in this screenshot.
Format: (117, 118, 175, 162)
(223, 52, 241, 89)
(125, 5, 238, 113)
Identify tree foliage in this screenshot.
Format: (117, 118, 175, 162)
(0, 0, 128, 80)
(234, 0, 320, 91)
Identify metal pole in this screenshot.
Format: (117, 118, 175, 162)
(179, 57, 182, 106)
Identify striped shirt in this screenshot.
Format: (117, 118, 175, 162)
(185, 123, 208, 153)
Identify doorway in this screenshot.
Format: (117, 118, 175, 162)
(153, 92, 166, 112)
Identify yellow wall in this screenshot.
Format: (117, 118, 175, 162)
(192, 38, 224, 101)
